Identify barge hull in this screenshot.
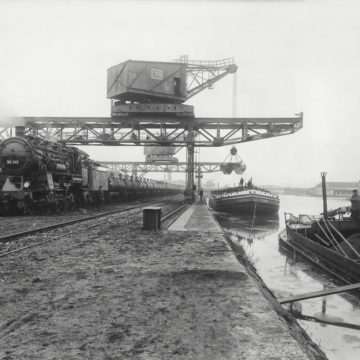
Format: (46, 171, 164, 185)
(280, 229, 360, 283)
(209, 194, 279, 214)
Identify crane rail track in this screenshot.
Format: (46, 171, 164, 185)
(162, 203, 190, 228)
(0, 199, 186, 258)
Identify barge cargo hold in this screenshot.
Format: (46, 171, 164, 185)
(208, 186, 280, 214)
(279, 213, 360, 283)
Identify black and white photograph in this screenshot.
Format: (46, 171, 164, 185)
(1, 0, 360, 359)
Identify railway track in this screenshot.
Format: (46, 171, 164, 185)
(0, 195, 185, 238)
(161, 203, 190, 228)
(0, 199, 170, 244)
(0, 198, 187, 259)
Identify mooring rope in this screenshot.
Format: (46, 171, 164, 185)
(249, 194, 257, 238)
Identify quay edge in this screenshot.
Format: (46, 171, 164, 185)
(224, 231, 328, 360)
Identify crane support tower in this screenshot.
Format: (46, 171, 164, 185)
(0, 56, 303, 203)
(107, 56, 235, 201)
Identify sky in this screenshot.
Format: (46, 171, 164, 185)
(0, 0, 359, 187)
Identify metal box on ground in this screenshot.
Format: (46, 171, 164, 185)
(107, 60, 187, 103)
(143, 207, 162, 230)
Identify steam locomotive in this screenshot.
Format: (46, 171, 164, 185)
(0, 131, 182, 214)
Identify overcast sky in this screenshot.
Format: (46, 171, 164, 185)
(0, 0, 359, 187)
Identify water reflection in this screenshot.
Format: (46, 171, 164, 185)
(283, 257, 301, 279)
(211, 195, 360, 360)
(215, 211, 279, 241)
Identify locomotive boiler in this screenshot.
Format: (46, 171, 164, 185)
(0, 130, 182, 214)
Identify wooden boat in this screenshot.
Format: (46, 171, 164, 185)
(279, 213, 360, 283)
(208, 186, 279, 214)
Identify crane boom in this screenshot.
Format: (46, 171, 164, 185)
(174, 56, 238, 100)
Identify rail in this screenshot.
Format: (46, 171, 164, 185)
(0, 199, 175, 245)
(161, 203, 190, 228)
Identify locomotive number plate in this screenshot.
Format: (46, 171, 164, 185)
(6, 159, 19, 164)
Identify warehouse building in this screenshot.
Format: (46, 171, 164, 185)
(312, 181, 359, 197)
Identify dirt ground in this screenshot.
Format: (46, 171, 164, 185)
(0, 196, 171, 238)
(0, 214, 326, 360)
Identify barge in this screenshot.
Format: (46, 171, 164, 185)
(279, 213, 360, 283)
(208, 186, 279, 214)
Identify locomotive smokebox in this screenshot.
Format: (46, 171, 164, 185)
(15, 126, 25, 138)
(0, 137, 35, 175)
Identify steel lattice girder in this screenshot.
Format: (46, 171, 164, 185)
(100, 162, 224, 174)
(0, 113, 303, 146)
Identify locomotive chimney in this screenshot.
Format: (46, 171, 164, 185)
(15, 126, 25, 138)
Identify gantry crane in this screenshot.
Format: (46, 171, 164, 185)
(0, 56, 303, 202)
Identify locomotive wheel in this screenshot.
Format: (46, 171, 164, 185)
(64, 196, 75, 211)
(64, 199, 71, 211)
(46, 204, 53, 215)
(73, 194, 83, 208)
(23, 201, 34, 215)
(86, 194, 92, 206)
(53, 200, 62, 214)
(25, 207, 34, 216)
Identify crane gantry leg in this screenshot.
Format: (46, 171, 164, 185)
(185, 140, 195, 203)
(196, 166, 203, 194)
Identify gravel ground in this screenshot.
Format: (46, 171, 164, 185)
(0, 208, 327, 360)
(0, 195, 177, 238)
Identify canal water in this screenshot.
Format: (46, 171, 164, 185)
(212, 194, 360, 360)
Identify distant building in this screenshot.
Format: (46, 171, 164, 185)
(283, 187, 313, 196)
(260, 185, 311, 196)
(313, 181, 359, 198)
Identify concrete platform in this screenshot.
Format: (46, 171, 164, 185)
(169, 202, 222, 233)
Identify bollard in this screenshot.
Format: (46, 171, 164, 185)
(143, 207, 161, 231)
